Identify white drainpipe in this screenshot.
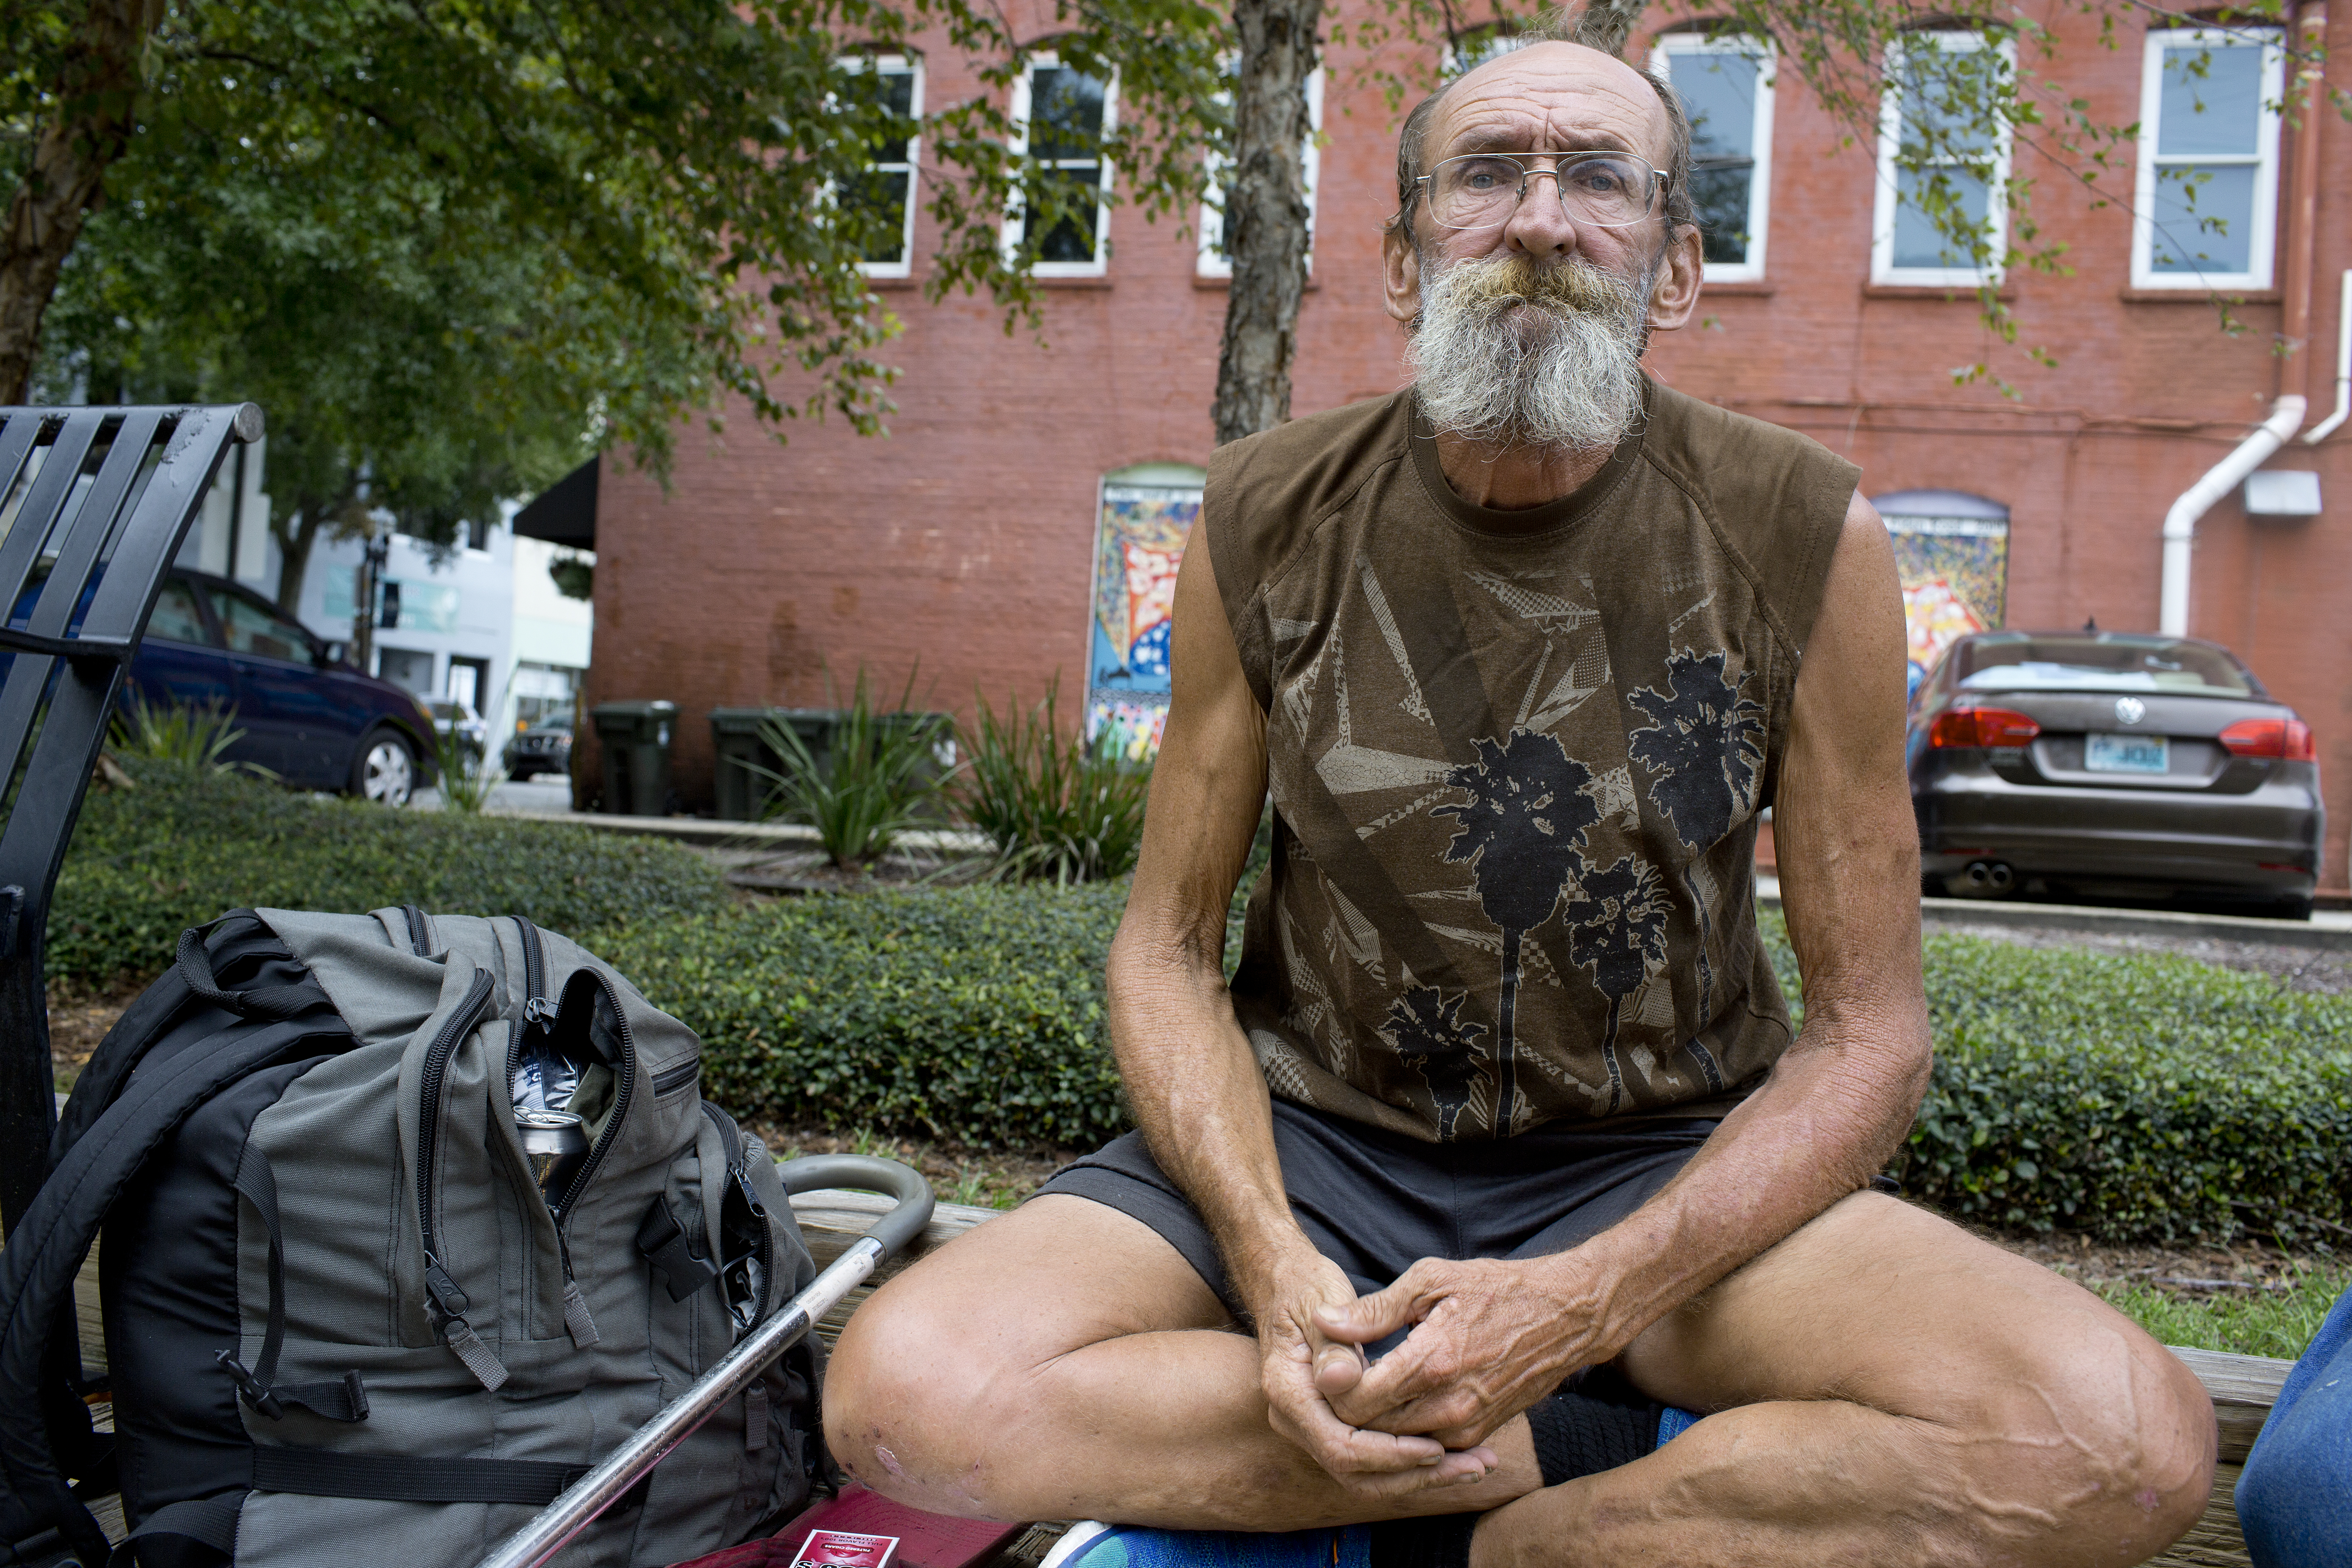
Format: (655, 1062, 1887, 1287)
(2158, 395, 2306, 636)
(2304, 270, 2351, 444)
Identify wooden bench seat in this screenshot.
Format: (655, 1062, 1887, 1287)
(791, 1191, 2296, 1568)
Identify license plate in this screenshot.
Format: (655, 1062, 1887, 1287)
(2085, 732, 2169, 774)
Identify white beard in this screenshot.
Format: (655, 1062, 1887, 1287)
(1409, 252, 1653, 452)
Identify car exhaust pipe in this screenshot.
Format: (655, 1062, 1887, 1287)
(1962, 861, 2016, 895)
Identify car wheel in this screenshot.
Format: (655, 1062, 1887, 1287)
(2268, 894, 2316, 923)
(352, 728, 416, 807)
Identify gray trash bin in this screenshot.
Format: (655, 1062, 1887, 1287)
(709, 707, 837, 821)
(592, 699, 678, 816)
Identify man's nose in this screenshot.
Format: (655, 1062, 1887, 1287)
(1503, 165, 1581, 256)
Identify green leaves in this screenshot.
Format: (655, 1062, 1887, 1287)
(1762, 907, 2352, 1245)
(51, 756, 728, 989)
(959, 678, 1151, 885)
(602, 884, 1133, 1147)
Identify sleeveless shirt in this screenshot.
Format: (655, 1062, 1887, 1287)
(1206, 376, 1860, 1142)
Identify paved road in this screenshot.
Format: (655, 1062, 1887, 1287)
(1757, 874, 2352, 990)
(412, 776, 575, 813)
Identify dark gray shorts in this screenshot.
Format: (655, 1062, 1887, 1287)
(1033, 1098, 1718, 1323)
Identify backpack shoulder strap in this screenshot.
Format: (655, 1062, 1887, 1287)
(51, 911, 328, 1170)
(0, 1014, 341, 1564)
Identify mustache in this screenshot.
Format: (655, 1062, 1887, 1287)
(1422, 254, 1648, 324)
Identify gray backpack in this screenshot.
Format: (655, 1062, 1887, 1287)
(0, 906, 823, 1568)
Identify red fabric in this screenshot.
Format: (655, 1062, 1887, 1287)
(672, 1485, 1027, 1568)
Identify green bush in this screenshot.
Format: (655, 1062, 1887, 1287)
(601, 883, 1130, 1147)
(959, 679, 1150, 884)
(52, 757, 728, 989)
(1760, 909, 2352, 1245)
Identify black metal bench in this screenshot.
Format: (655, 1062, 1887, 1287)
(0, 403, 263, 1238)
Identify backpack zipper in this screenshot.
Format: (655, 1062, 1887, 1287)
(735, 1163, 775, 1325)
(415, 969, 506, 1387)
(549, 972, 637, 1266)
(513, 915, 559, 1034)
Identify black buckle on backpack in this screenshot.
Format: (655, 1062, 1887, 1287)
(217, 1350, 285, 1420)
(635, 1196, 719, 1303)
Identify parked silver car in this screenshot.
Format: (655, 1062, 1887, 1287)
(1907, 630, 2324, 919)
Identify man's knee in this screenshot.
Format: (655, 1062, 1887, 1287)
(1961, 1312, 2216, 1555)
(823, 1269, 1020, 1509)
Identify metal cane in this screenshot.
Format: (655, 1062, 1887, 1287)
(475, 1154, 936, 1568)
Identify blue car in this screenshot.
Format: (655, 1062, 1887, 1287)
(109, 569, 440, 805)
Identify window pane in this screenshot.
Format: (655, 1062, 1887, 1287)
(875, 69, 915, 164)
(2159, 44, 2264, 158)
(1036, 164, 1101, 263)
(149, 578, 210, 645)
(837, 63, 917, 163)
(209, 588, 310, 662)
(1893, 166, 1991, 269)
(2148, 161, 2256, 273)
(1896, 45, 1997, 160)
(1031, 67, 1106, 163)
(1677, 52, 1758, 161)
(1673, 51, 1758, 265)
(842, 168, 911, 263)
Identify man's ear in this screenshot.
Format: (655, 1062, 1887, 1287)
(1382, 220, 1422, 326)
(1645, 224, 1704, 333)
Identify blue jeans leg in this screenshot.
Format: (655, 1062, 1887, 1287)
(2236, 1282, 2352, 1568)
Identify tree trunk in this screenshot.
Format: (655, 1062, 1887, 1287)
(0, 0, 166, 403)
(1211, 0, 1320, 446)
(271, 507, 327, 615)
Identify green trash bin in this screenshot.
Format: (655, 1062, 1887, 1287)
(708, 707, 837, 821)
(592, 699, 678, 816)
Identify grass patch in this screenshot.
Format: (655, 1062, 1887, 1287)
(2096, 1266, 2348, 1361)
(53, 756, 728, 989)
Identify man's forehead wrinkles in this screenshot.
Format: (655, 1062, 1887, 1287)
(1450, 122, 1636, 157)
(1434, 77, 1664, 165)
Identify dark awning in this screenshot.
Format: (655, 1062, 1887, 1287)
(514, 456, 599, 549)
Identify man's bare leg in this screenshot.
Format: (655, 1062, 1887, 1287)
(831, 1192, 2214, 1566)
(824, 1194, 1541, 1526)
(1468, 1192, 2216, 1568)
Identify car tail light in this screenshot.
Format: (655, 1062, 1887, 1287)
(2218, 717, 2316, 761)
(1928, 706, 2041, 749)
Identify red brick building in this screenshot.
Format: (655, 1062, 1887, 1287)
(579, 2, 2352, 888)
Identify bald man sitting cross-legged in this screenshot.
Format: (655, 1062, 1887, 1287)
(822, 15, 2217, 1568)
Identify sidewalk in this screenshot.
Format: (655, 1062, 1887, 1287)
(1755, 873, 2352, 952)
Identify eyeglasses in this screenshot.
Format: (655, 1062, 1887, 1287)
(1416, 151, 1668, 232)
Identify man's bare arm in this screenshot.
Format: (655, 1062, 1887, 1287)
(1106, 530, 1495, 1490)
(1319, 492, 1932, 1443)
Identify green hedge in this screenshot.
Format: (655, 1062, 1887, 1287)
(635, 894, 2350, 1239)
(52, 758, 728, 989)
(600, 884, 1130, 1148)
(1761, 909, 2352, 1245)
(58, 769, 2352, 1243)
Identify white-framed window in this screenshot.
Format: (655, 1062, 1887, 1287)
(1004, 56, 1116, 276)
(1653, 31, 1775, 283)
(2132, 27, 2283, 291)
(1871, 31, 2013, 287)
(835, 54, 924, 278)
(1196, 68, 1323, 280)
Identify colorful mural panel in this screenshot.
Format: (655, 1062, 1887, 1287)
(1088, 483, 1200, 757)
(1884, 514, 2009, 699)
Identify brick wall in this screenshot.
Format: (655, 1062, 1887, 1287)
(588, 4, 2352, 887)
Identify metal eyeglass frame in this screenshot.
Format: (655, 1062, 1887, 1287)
(1414, 151, 1670, 232)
